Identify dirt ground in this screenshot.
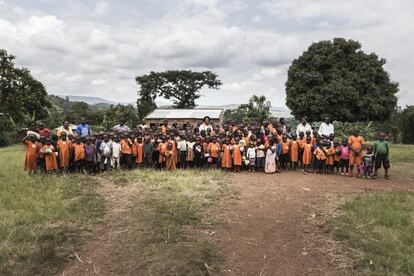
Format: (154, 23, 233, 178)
(60, 172, 413, 276)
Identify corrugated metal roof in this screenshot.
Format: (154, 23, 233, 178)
(145, 109, 223, 119)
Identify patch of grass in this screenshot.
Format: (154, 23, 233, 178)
(110, 169, 229, 275)
(0, 145, 104, 275)
(331, 192, 414, 275)
(388, 144, 414, 163)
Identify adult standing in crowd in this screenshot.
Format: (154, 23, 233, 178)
(37, 122, 50, 138)
(318, 116, 334, 138)
(76, 117, 92, 137)
(199, 116, 213, 133)
(57, 121, 73, 137)
(296, 117, 312, 136)
(27, 121, 40, 139)
(112, 120, 130, 133)
(279, 117, 286, 132)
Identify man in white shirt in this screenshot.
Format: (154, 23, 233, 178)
(199, 116, 213, 133)
(296, 117, 312, 136)
(318, 117, 334, 138)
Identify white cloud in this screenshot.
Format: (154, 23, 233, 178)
(0, 0, 413, 107)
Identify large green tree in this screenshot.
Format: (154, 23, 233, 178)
(136, 70, 222, 109)
(285, 38, 398, 122)
(102, 104, 137, 129)
(224, 95, 271, 123)
(136, 93, 157, 123)
(0, 49, 50, 126)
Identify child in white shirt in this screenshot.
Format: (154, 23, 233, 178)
(246, 143, 257, 172)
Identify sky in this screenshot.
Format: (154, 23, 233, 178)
(1, 0, 413, 107)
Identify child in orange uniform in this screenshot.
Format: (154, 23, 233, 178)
(313, 141, 327, 174)
(279, 136, 290, 171)
(120, 134, 132, 170)
(302, 136, 313, 172)
(40, 138, 58, 173)
(57, 132, 72, 171)
(22, 134, 38, 173)
(221, 139, 233, 171)
(348, 128, 365, 177)
(289, 134, 299, 171)
(333, 140, 341, 174)
(72, 138, 85, 172)
(165, 142, 176, 171)
(232, 138, 242, 172)
(135, 136, 143, 167)
(208, 137, 220, 168)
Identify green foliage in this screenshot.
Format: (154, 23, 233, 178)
(137, 93, 157, 122)
(286, 38, 398, 122)
(224, 95, 271, 123)
(333, 121, 377, 141)
(398, 105, 414, 144)
(0, 146, 104, 275)
(0, 49, 51, 127)
(103, 104, 137, 129)
(136, 70, 222, 108)
(332, 192, 414, 275)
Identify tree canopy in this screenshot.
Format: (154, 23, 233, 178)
(285, 38, 398, 122)
(0, 49, 51, 126)
(136, 70, 222, 109)
(102, 104, 137, 129)
(224, 95, 271, 123)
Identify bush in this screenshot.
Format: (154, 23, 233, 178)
(399, 106, 414, 144)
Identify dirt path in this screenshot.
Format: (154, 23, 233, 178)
(212, 172, 413, 276)
(61, 178, 143, 275)
(60, 172, 413, 276)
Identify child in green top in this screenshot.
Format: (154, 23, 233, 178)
(373, 132, 390, 179)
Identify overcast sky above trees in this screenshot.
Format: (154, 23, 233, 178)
(1, 0, 413, 107)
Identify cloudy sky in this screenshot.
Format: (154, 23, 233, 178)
(1, 0, 413, 107)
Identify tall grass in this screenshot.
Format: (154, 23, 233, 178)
(0, 146, 104, 275)
(331, 144, 414, 275)
(332, 192, 414, 275)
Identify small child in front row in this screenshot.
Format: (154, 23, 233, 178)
(246, 143, 256, 172)
(333, 140, 341, 174)
(340, 139, 349, 175)
(40, 138, 58, 173)
(363, 146, 374, 179)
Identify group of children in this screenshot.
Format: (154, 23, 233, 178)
(23, 121, 391, 179)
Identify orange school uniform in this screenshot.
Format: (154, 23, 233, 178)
(281, 142, 289, 154)
(72, 143, 85, 161)
(24, 141, 38, 171)
(221, 144, 232, 168)
(233, 144, 242, 166)
(209, 142, 220, 158)
(165, 150, 176, 171)
(302, 143, 313, 165)
(325, 147, 335, 165)
(120, 139, 131, 154)
(41, 145, 58, 171)
(348, 135, 365, 165)
(135, 142, 143, 164)
(289, 140, 299, 162)
(57, 140, 72, 168)
(158, 143, 167, 163)
(333, 146, 341, 162)
(314, 147, 327, 161)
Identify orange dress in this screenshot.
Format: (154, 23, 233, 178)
(314, 147, 327, 161)
(24, 141, 38, 171)
(158, 143, 167, 163)
(289, 140, 299, 162)
(130, 142, 137, 157)
(243, 137, 250, 148)
(165, 150, 176, 171)
(325, 147, 335, 165)
(57, 140, 72, 168)
(136, 142, 143, 164)
(40, 145, 58, 171)
(73, 143, 85, 161)
(233, 144, 242, 166)
(121, 139, 131, 154)
(281, 142, 289, 154)
(209, 142, 220, 158)
(348, 135, 365, 165)
(221, 144, 232, 168)
(302, 143, 313, 165)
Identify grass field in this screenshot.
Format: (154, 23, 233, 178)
(331, 143, 414, 275)
(0, 145, 104, 275)
(108, 169, 231, 275)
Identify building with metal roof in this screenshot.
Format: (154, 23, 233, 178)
(144, 109, 224, 127)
